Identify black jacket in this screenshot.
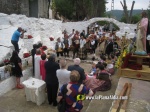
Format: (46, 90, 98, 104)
(68, 65, 86, 84)
(44, 60, 60, 84)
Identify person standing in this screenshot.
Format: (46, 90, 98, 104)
(34, 49, 41, 79)
(57, 70, 93, 112)
(72, 31, 80, 59)
(11, 27, 25, 53)
(10, 51, 24, 89)
(56, 58, 70, 89)
(44, 54, 60, 106)
(55, 37, 64, 57)
(68, 58, 86, 84)
(63, 33, 70, 57)
(31, 44, 37, 76)
(79, 35, 87, 59)
(40, 53, 47, 81)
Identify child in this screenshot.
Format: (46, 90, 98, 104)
(89, 61, 97, 76)
(99, 54, 106, 63)
(40, 53, 47, 81)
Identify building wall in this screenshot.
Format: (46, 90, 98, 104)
(0, 0, 48, 18)
(38, 0, 48, 18)
(20, 0, 29, 17)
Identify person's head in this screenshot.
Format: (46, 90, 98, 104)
(96, 64, 104, 71)
(48, 53, 56, 61)
(141, 11, 147, 18)
(33, 44, 37, 49)
(59, 58, 67, 69)
(74, 58, 81, 65)
(37, 43, 43, 48)
(103, 62, 107, 68)
(41, 53, 46, 60)
(70, 70, 80, 82)
(17, 27, 23, 32)
(57, 37, 61, 42)
(100, 55, 106, 61)
(92, 62, 96, 69)
(80, 35, 84, 39)
(36, 49, 41, 55)
(110, 54, 115, 59)
(10, 50, 19, 62)
(98, 72, 110, 81)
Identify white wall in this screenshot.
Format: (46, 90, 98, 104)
(62, 17, 136, 34)
(0, 66, 33, 96)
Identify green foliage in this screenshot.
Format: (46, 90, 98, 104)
(53, 0, 107, 20)
(54, 0, 74, 19)
(120, 14, 140, 24)
(147, 9, 150, 19)
(120, 16, 127, 23)
(97, 21, 120, 30)
(131, 14, 140, 23)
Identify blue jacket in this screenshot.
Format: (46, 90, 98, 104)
(11, 30, 21, 41)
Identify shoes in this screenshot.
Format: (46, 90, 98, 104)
(53, 102, 58, 107)
(16, 84, 24, 89)
(49, 102, 52, 105)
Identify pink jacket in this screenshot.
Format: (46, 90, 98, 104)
(40, 60, 46, 80)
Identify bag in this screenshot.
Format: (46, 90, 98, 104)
(57, 84, 67, 112)
(57, 99, 66, 112)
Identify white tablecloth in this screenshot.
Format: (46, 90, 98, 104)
(22, 78, 46, 105)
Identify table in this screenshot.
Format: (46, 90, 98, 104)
(22, 78, 46, 105)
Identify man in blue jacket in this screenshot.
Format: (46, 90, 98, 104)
(11, 27, 25, 53)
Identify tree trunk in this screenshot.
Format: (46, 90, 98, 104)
(129, 1, 135, 23)
(120, 0, 129, 23)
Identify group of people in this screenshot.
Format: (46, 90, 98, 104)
(55, 25, 120, 61)
(9, 10, 150, 112)
(32, 45, 115, 111)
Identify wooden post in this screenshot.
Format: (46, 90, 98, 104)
(111, 83, 128, 112)
(120, 83, 132, 112)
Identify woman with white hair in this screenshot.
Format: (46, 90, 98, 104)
(68, 58, 86, 84)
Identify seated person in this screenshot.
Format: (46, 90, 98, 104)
(99, 54, 106, 63)
(88, 61, 97, 76)
(84, 64, 111, 92)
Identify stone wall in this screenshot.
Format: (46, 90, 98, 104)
(0, 0, 48, 18)
(0, 0, 21, 14)
(38, 0, 48, 18)
(20, 0, 29, 17)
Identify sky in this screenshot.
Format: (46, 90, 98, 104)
(106, 0, 150, 11)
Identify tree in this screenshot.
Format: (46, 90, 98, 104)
(120, 0, 135, 23)
(52, 0, 107, 21)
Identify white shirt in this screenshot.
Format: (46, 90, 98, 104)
(57, 42, 65, 49)
(80, 39, 86, 48)
(91, 40, 95, 45)
(34, 55, 41, 79)
(56, 69, 71, 89)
